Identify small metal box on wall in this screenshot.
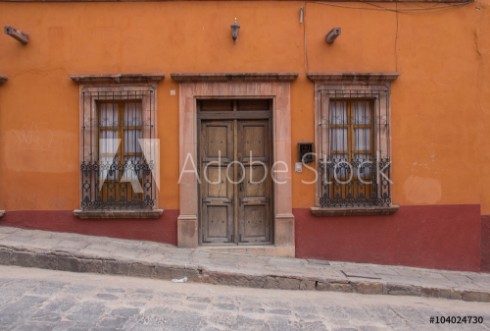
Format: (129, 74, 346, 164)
(298, 142, 314, 164)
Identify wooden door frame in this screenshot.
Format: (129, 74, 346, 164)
(173, 73, 297, 257)
(197, 102, 274, 246)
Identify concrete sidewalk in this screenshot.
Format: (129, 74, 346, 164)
(0, 226, 489, 303)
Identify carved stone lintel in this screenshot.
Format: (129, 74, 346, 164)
(307, 72, 399, 83)
(171, 72, 298, 83)
(310, 206, 400, 217)
(74, 209, 164, 219)
(70, 74, 164, 85)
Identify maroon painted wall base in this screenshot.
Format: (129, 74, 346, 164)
(0, 205, 484, 272)
(0, 210, 178, 245)
(482, 215, 490, 272)
(294, 205, 482, 272)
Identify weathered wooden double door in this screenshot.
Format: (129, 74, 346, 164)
(198, 99, 273, 245)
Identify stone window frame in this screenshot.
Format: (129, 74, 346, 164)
(171, 73, 298, 257)
(0, 76, 6, 218)
(71, 74, 165, 219)
(307, 73, 400, 217)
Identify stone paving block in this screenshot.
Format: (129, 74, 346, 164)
(354, 282, 385, 295)
(299, 279, 316, 290)
(77, 258, 105, 274)
(97, 316, 130, 329)
(33, 298, 76, 319)
(104, 259, 131, 275)
(385, 284, 422, 297)
(0, 295, 47, 324)
(316, 282, 354, 293)
(128, 262, 156, 278)
(263, 276, 300, 290)
(461, 290, 490, 302)
(204, 271, 265, 289)
(0, 248, 12, 264)
(51, 254, 82, 272)
(66, 302, 106, 323)
(154, 265, 200, 281)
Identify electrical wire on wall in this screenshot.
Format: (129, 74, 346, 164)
(314, 1, 473, 13)
(301, 0, 474, 73)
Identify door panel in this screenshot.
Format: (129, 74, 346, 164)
(242, 165, 267, 198)
(238, 120, 272, 244)
(242, 204, 268, 239)
(203, 123, 233, 161)
(202, 204, 233, 242)
(242, 125, 266, 157)
(200, 121, 234, 244)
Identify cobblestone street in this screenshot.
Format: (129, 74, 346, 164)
(0, 265, 489, 331)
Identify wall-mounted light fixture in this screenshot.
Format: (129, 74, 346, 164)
(4, 26, 29, 45)
(231, 18, 240, 44)
(325, 27, 341, 45)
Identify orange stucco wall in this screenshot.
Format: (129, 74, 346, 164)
(0, 1, 489, 213)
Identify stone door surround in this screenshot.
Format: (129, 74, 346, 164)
(172, 73, 298, 257)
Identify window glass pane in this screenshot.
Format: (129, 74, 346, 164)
(199, 100, 233, 111)
(237, 99, 271, 111)
(354, 128, 371, 151)
(328, 100, 347, 125)
(124, 130, 143, 153)
(99, 130, 119, 153)
(99, 103, 118, 127)
(353, 101, 371, 124)
(124, 102, 143, 126)
(329, 128, 348, 152)
(99, 130, 119, 180)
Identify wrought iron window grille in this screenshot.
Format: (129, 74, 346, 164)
(80, 89, 158, 211)
(316, 87, 393, 209)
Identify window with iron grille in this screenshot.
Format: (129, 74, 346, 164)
(308, 73, 399, 214)
(71, 74, 164, 218)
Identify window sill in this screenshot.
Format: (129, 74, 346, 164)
(310, 206, 399, 217)
(73, 209, 164, 219)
